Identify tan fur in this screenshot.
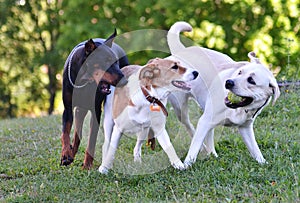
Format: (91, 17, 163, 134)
(112, 86, 130, 119)
(112, 65, 141, 119)
(139, 58, 186, 88)
(112, 58, 188, 119)
(121, 65, 141, 79)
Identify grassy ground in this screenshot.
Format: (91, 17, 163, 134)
(0, 87, 299, 202)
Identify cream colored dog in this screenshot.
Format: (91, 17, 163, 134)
(166, 22, 280, 167)
(98, 58, 198, 174)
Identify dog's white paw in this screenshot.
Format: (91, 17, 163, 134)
(184, 156, 196, 169)
(98, 165, 109, 174)
(256, 156, 267, 164)
(171, 160, 185, 170)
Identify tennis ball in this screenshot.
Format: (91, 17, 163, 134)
(228, 92, 242, 103)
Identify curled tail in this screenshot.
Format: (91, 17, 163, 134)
(167, 21, 192, 54)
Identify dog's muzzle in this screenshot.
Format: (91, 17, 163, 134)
(224, 79, 253, 108)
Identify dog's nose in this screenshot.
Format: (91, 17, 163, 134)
(225, 79, 235, 89)
(192, 71, 199, 79)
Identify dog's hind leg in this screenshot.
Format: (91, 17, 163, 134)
(238, 122, 266, 164)
(146, 129, 156, 150)
(202, 129, 218, 157)
(168, 92, 195, 137)
(72, 107, 88, 159)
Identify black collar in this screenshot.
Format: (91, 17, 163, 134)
(248, 98, 270, 118)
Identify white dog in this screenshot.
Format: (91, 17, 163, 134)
(99, 58, 198, 174)
(166, 22, 280, 167)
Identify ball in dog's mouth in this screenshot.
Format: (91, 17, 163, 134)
(225, 91, 253, 108)
(171, 80, 191, 91)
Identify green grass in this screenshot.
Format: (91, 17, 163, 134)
(0, 87, 299, 202)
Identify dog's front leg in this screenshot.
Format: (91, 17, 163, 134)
(61, 107, 74, 166)
(184, 116, 212, 168)
(156, 129, 185, 170)
(98, 125, 122, 174)
(238, 122, 266, 164)
(134, 128, 150, 163)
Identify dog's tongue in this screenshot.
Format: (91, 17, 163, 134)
(99, 82, 111, 94)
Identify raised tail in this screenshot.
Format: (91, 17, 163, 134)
(167, 21, 192, 54)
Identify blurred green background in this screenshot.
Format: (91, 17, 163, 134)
(0, 0, 299, 118)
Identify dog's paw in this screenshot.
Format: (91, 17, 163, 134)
(60, 155, 74, 166)
(82, 151, 94, 170)
(171, 160, 185, 170)
(256, 156, 267, 164)
(98, 165, 109, 174)
(60, 145, 75, 166)
(183, 156, 196, 169)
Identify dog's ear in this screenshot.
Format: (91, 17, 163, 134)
(269, 77, 280, 105)
(248, 52, 261, 64)
(139, 64, 161, 80)
(146, 57, 160, 64)
(85, 39, 97, 56)
(104, 29, 117, 48)
(139, 64, 155, 79)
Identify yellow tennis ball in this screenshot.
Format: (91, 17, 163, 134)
(228, 92, 242, 103)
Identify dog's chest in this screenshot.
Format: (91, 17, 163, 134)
(222, 109, 252, 126)
(115, 106, 153, 133)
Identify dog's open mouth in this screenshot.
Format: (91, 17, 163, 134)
(172, 80, 191, 91)
(225, 91, 253, 108)
(98, 81, 111, 94)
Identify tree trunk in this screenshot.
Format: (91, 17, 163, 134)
(47, 65, 57, 115)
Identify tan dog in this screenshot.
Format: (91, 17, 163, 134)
(98, 58, 198, 174)
(166, 22, 280, 167)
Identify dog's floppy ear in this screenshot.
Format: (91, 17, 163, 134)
(269, 77, 280, 105)
(104, 28, 117, 48)
(139, 64, 161, 80)
(85, 39, 97, 56)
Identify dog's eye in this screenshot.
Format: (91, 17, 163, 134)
(171, 64, 179, 70)
(247, 76, 256, 85)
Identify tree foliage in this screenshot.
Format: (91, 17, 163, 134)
(0, 0, 299, 118)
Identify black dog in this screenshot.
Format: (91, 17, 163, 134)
(60, 30, 129, 169)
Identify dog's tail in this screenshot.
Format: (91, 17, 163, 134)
(167, 21, 192, 54)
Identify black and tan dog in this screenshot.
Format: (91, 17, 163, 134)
(61, 30, 128, 169)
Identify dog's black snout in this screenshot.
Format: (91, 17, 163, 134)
(192, 71, 199, 79)
(225, 79, 235, 89)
